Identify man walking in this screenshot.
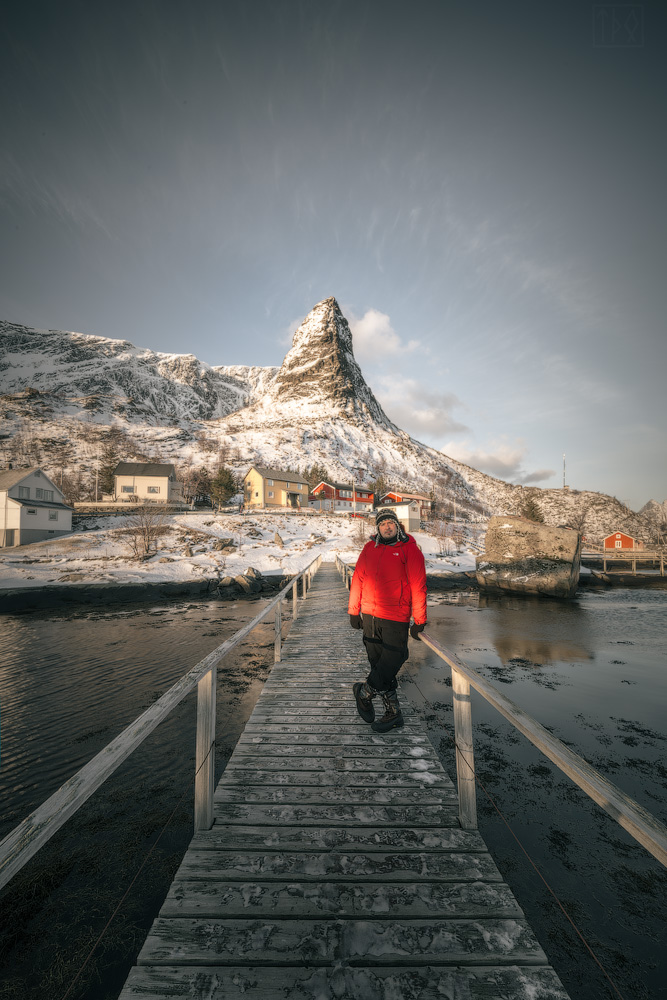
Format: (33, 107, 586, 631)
(348, 508, 427, 732)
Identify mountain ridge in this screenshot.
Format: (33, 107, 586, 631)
(0, 304, 662, 542)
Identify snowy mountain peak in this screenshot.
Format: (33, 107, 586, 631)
(265, 297, 393, 425)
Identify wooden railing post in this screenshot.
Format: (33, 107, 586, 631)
(292, 578, 298, 619)
(452, 665, 477, 830)
(194, 666, 216, 832)
(302, 572, 307, 598)
(274, 601, 282, 662)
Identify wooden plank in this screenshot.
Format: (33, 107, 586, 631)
(159, 879, 523, 919)
(223, 756, 444, 774)
(121, 964, 569, 1000)
(137, 916, 546, 966)
(218, 770, 449, 787)
(191, 825, 485, 852)
(212, 803, 459, 827)
(174, 849, 503, 882)
(215, 786, 454, 805)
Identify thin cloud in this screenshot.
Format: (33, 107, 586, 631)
(374, 374, 468, 440)
(442, 438, 554, 485)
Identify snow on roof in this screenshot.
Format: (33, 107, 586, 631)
(313, 480, 373, 492)
(113, 462, 176, 477)
(382, 491, 432, 501)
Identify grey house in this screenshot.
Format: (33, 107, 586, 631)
(0, 467, 73, 547)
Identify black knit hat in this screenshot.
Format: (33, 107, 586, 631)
(374, 508, 408, 544)
(375, 508, 400, 528)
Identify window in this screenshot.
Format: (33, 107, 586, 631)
(615, 540, 622, 548)
(35, 470, 41, 477)
(147, 486, 160, 494)
(268, 491, 274, 498)
(49, 510, 58, 521)
(255, 491, 259, 497)
(122, 485, 134, 493)
(27, 508, 36, 515)
(36, 488, 42, 498)
(267, 479, 274, 486)
(19, 486, 30, 498)
(40, 489, 54, 501)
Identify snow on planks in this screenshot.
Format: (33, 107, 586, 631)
(119, 562, 570, 1000)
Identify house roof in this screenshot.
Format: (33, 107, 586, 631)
(113, 462, 176, 477)
(0, 467, 41, 490)
(313, 480, 373, 493)
(247, 466, 308, 485)
(381, 491, 431, 502)
(10, 498, 73, 511)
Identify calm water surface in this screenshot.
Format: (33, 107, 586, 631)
(0, 587, 666, 1000)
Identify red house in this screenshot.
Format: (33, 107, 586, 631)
(603, 532, 639, 550)
(309, 481, 374, 514)
(380, 491, 433, 518)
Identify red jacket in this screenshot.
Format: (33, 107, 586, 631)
(348, 535, 427, 624)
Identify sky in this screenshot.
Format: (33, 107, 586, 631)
(1, 0, 665, 510)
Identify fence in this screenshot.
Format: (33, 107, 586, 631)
(0, 555, 322, 893)
(335, 558, 667, 867)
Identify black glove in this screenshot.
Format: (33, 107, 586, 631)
(410, 622, 425, 640)
(349, 614, 362, 630)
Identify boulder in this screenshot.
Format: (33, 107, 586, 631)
(213, 537, 235, 551)
(245, 566, 263, 579)
(274, 532, 284, 547)
(234, 574, 253, 592)
(219, 576, 235, 588)
(476, 516, 582, 598)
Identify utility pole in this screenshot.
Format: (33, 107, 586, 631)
(563, 453, 566, 489)
(95, 448, 99, 502)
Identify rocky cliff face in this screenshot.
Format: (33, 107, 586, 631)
(265, 297, 394, 425)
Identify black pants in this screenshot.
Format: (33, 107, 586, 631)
(362, 614, 409, 693)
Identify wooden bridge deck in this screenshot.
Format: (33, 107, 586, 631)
(120, 562, 570, 1000)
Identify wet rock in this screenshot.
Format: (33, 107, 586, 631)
(219, 576, 234, 588)
(234, 575, 253, 593)
(245, 566, 262, 579)
(476, 516, 582, 598)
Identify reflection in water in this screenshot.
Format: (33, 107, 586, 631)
(478, 592, 594, 666)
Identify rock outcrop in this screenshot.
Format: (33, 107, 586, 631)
(476, 516, 582, 598)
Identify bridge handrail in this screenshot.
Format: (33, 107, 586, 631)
(335, 557, 667, 868)
(0, 555, 322, 893)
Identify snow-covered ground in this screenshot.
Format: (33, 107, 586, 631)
(0, 513, 477, 591)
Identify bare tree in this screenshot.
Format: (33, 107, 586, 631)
(123, 508, 170, 560)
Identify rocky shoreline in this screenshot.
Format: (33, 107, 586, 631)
(2, 566, 663, 613)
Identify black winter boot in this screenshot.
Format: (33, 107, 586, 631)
(353, 681, 376, 723)
(371, 690, 404, 733)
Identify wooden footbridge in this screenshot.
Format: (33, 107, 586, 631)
(3, 558, 666, 999)
(119, 562, 569, 1000)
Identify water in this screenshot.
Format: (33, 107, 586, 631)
(404, 587, 667, 1000)
(1, 588, 666, 999)
(0, 596, 276, 1000)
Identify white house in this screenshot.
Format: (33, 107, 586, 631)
(376, 501, 421, 534)
(0, 467, 73, 547)
(112, 462, 183, 502)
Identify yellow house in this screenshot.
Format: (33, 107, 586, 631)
(243, 466, 309, 508)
